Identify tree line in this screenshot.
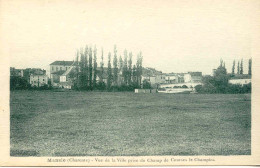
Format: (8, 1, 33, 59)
(195, 59, 252, 94)
(73, 45, 143, 91)
(231, 58, 252, 76)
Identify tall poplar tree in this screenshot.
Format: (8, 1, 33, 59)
(113, 45, 118, 86)
(128, 52, 133, 85)
(237, 61, 240, 74)
(240, 59, 243, 74)
(220, 59, 223, 67)
(84, 45, 89, 88)
(248, 58, 252, 75)
(232, 60, 235, 75)
(123, 49, 128, 85)
(93, 45, 97, 89)
(136, 53, 140, 87)
(89, 47, 93, 90)
(75, 50, 80, 89)
(100, 48, 104, 82)
(107, 52, 112, 89)
(132, 65, 137, 86)
(119, 55, 123, 73)
(79, 48, 85, 89)
(138, 52, 143, 87)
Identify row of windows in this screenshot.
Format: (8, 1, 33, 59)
(31, 80, 46, 84)
(31, 77, 45, 81)
(51, 66, 69, 71)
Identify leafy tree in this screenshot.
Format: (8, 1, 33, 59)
(93, 45, 97, 89)
(248, 58, 252, 75)
(142, 79, 151, 89)
(10, 76, 30, 90)
(107, 52, 113, 89)
(214, 61, 229, 93)
(197, 76, 217, 93)
(113, 45, 118, 86)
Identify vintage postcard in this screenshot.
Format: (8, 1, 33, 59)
(0, 0, 260, 166)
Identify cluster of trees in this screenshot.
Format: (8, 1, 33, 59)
(10, 76, 30, 90)
(10, 76, 52, 90)
(73, 45, 143, 91)
(195, 81, 251, 94)
(231, 58, 252, 75)
(195, 59, 252, 94)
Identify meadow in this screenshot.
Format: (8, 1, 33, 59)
(10, 91, 251, 156)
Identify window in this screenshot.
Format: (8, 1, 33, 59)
(56, 67, 58, 71)
(60, 67, 62, 70)
(52, 67, 54, 71)
(66, 67, 68, 70)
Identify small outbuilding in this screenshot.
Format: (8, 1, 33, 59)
(135, 89, 157, 93)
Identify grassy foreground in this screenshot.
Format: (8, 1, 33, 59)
(10, 91, 251, 156)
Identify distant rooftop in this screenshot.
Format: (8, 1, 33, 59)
(51, 70, 66, 75)
(230, 74, 251, 79)
(188, 72, 202, 76)
(50, 61, 74, 66)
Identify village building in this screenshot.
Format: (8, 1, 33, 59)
(228, 74, 251, 85)
(142, 70, 203, 88)
(10, 67, 23, 77)
(184, 72, 202, 83)
(10, 67, 48, 87)
(23, 68, 46, 82)
(96, 67, 108, 84)
(50, 61, 75, 87)
(30, 74, 48, 87)
(50, 61, 74, 74)
(165, 73, 178, 84)
(49, 60, 111, 89)
(29, 68, 48, 87)
(141, 73, 165, 88)
(159, 72, 203, 89)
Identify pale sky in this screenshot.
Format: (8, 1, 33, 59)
(2, 0, 258, 75)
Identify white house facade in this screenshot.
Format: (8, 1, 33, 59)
(229, 78, 251, 85)
(30, 74, 48, 87)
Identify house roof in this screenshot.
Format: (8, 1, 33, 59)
(96, 69, 108, 79)
(51, 70, 66, 75)
(30, 74, 47, 76)
(188, 72, 202, 76)
(50, 61, 74, 66)
(230, 74, 251, 79)
(61, 66, 75, 76)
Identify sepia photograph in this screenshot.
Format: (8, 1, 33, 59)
(0, 0, 260, 166)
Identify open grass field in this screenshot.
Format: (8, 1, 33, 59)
(10, 91, 251, 156)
